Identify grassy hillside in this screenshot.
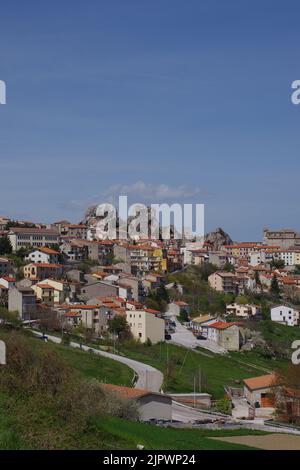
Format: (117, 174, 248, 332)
(96, 416, 265, 450)
(54, 342, 133, 386)
(247, 320, 300, 358)
(117, 341, 287, 398)
(0, 328, 134, 449)
(0, 401, 265, 450)
(0, 328, 266, 450)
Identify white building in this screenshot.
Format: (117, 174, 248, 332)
(8, 227, 59, 252)
(126, 310, 165, 344)
(250, 251, 266, 266)
(226, 303, 261, 318)
(25, 247, 59, 264)
(270, 305, 300, 327)
(0, 276, 16, 289)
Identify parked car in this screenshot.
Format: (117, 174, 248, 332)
(196, 334, 206, 340)
(165, 333, 172, 340)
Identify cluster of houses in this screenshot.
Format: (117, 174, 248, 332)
(228, 373, 300, 421)
(0, 222, 186, 343)
(1, 218, 300, 425)
(183, 228, 300, 301)
(0, 219, 300, 349)
(189, 301, 299, 352)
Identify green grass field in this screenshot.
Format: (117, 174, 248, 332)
(54, 342, 133, 386)
(0, 330, 267, 450)
(253, 320, 300, 352)
(117, 341, 287, 398)
(0, 401, 265, 450)
(95, 416, 265, 450)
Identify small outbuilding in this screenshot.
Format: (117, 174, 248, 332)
(243, 374, 277, 408)
(101, 384, 172, 421)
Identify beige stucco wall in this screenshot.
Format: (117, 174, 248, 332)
(126, 310, 165, 344)
(219, 325, 241, 351)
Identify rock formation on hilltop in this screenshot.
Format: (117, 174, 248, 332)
(204, 227, 233, 251)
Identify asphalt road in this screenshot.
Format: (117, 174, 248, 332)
(171, 401, 228, 423)
(28, 330, 300, 430)
(168, 318, 226, 354)
(31, 330, 163, 392)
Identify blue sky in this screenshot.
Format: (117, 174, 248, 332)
(0, 0, 300, 240)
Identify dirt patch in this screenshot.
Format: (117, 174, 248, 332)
(211, 433, 300, 450)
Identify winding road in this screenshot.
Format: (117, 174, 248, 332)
(30, 330, 163, 392)
(29, 330, 300, 432)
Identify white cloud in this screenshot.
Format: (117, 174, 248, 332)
(102, 181, 204, 202)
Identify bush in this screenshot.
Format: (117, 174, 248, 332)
(215, 398, 232, 415)
(100, 387, 139, 421)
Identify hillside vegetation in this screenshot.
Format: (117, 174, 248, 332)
(0, 328, 266, 450)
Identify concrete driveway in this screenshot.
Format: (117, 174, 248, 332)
(171, 401, 229, 423)
(168, 318, 226, 355)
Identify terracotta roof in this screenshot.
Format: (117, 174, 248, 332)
(144, 308, 161, 314)
(26, 263, 62, 268)
(63, 304, 99, 310)
(243, 374, 277, 391)
(92, 271, 107, 278)
(126, 300, 143, 308)
(101, 383, 155, 399)
(285, 388, 300, 398)
(224, 243, 258, 249)
(214, 271, 236, 278)
(64, 311, 81, 317)
(282, 277, 297, 285)
(62, 224, 86, 229)
(36, 283, 55, 289)
(39, 247, 59, 255)
(207, 321, 242, 330)
(9, 227, 59, 234)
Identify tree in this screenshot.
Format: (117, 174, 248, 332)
(108, 316, 131, 339)
(223, 261, 235, 273)
(215, 398, 232, 415)
(274, 365, 300, 424)
(270, 274, 280, 296)
(271, 259, 285, 269)
(254, 270, 261, 286)
(195, 263, 218, 281)
(235, 295, 248, 305)
(0, 307, 22, 327)
(179, 309, 189, 323)
(0, 236, 12, 255)
(147, 286, 169, 313)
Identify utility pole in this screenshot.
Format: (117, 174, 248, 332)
(193, 375, 196, 408)
(166, 343, 169, 376)
(199, 367, 201, 393)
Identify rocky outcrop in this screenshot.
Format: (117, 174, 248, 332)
(204, 227, 233, 251)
